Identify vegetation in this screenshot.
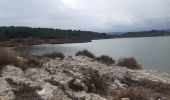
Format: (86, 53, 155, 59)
(116, 57, 141, 69)
(115, 30, 170, 38)
(113, 87, 149, 100)
(41, 52, 65, 60)
(75, 50, 96, 59)
(6, 78, 43, 100)
(96, 55, 115, 65)
(0, 26, 111, 42)
(81, 68, 109, 95)
(0, 49, 20, 67)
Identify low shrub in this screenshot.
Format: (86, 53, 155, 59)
(17, 52, 43, 70)
(0, 49, 20, 67)
(75, 50, 95, 59)
(81, 68, 109, 95)
(68, 78, 85, 92)
(41, 52, 65, 60)
(27, 56, 43, 66)
(116, 57, 141, 69)
(6, 78, 43, 100)
(113, 87, 149, 100)
(96, 55, 115, 65)
(123, 76, 170, 92)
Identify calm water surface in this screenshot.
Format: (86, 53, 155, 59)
(13, 36, 170, 73)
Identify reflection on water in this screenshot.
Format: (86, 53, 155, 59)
(13, 36, 170, 73)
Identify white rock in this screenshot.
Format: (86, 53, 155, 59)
(37, 83, 70, 100)
(121, 98, 130, 100)
(25, 68, 50, 82)
(0, 78, 15, 100)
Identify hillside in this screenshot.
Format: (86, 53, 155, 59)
(0, 26, 112, 46)
(116, 30, 170, 38)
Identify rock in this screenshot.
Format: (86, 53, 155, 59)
(68, 91, 107, 100)
(16, 56, 28, 63)
(1, 65, 25, 81)
(121, 98, 130, 100)
(43, 58, 63, 74)
(0, 78, 15, 100)
(114, 79, 127, 89)
(68, 78, 88, 91)
(1, 55, 170, 99)
(37, 83, 71, 100)
(25, 68, 50, 82)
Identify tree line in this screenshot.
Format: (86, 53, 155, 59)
(0, 26, 112, 42)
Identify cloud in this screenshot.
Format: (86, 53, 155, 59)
(0, 0, 170, 32)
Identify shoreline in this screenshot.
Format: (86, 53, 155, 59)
(0, 39, 92, 47)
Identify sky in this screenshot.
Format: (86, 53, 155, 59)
(0, 0, 170, 32)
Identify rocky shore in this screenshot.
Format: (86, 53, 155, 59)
(0, 55, 170, 100)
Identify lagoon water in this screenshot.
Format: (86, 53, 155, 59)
(13, 36, 170, 73)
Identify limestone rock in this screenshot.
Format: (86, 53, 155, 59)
(68, 91, 107, 100)
(121, 98, 130, 100)
(37, 83, 71, 100)
(0, 78, 15, 100)
(25, 68, 50, 82)
(1, 65, 25, 81)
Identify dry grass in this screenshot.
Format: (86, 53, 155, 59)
(96, 55, 115, 65)
(0, 49, 20, 67)
(75, 50, 96, 59)
(113, 87, 149, 100)
(41, 52, 65, 60)
(116, 57, 141, 69)
(17, 52, 43, 70)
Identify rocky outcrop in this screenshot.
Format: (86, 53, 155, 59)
(0, 56, 170, 100)
(0, 78, 15, 100)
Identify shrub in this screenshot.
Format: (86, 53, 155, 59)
(68, 78, 85, 92)
(17, 53, 43, 70)
(116, 57, 141, 69)
(81, 68, 109, 95)
(0, 49, 20, 67)
(41, 52, 65, 60)
(75, 50, 95, 59)
(27, 56, 43, 66)
(96, 55, 115, 65)
(6, 78, 43, 100)
(113, 87, 149, 100)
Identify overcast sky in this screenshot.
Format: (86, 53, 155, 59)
(0, 0, 170, 32)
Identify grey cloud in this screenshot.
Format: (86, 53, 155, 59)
(0, 0, 170, 32)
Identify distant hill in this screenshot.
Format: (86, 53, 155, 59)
(107, 32, 124, 35)
(0, 26, 112, 42)
(164, 29, 170, 32)
(115, 30, 170, 38)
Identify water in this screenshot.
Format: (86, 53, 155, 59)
(13, 36, 170, 73)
